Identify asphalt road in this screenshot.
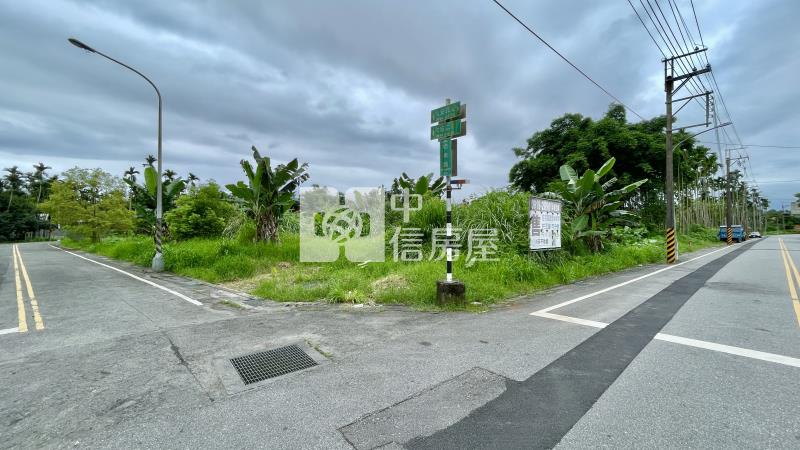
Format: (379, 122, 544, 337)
(1, 236, 799, 449)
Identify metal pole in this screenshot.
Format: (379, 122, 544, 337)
(444, 99, 453, 283)
(67, 38, 165, 271)
(153, 95, 165, 271)
(664, 63, 677, 263)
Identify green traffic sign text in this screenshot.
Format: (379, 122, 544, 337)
(430, 120, 465, 140)
(440, 139, 457, 176)
(431, 102, 462, 124)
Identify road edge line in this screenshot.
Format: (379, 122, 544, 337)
(531, 244, 733, 315)
(13, 245, 28, 333)
(15, 245, 44, 330)
(48, 245, 203, 306)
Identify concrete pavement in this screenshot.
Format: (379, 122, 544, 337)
(0, 236, 798, 448)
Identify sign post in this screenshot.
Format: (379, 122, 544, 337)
(431, 99, 466, 306)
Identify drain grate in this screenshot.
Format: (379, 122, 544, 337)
(230, 344, 317, 385)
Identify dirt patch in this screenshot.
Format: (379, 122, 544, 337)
(370, 274, 408, 293)
(221, 272, 274, 293)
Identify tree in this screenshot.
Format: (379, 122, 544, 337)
(4, 166, 24, 211)
(31, 162, 53, 203)
(41, 168, 133, 242)
(123, 166, 140, 183)
(509, 103, 718, 230)
(124, 156, 186, 232)
(550, 157, 647, 252)
(164, 182, 235, 239)
(226, 146, 309, 241)
(391, 172, 447, 196)
(163, 169, 177, 182)
(188, 173, 200, 187)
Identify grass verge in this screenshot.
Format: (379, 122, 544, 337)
(63, 229, 720, 308)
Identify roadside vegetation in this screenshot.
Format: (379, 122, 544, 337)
(17, 104, 799, 307)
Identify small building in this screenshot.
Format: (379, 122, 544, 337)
(792, 201, 800, 217)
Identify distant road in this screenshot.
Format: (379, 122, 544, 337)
(1, 237, 799, 448)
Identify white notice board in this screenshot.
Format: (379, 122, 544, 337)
(529, 197, 561, 251)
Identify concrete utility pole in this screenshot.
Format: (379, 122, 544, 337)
(725, 155, 733, 244)
(725, 153, 747, 243)
(663, 48, 712, 262)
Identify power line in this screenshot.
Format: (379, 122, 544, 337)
(627, 0, 666, 58)
(698, 141, 800, 149)
(753, 180, 800, 184)
(490, 0, 645, 120)
(637, 0, 707, 110)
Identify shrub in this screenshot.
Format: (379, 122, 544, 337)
(164, 183, 236, 240)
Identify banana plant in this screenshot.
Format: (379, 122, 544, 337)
(124, 162, 186, 231)
(550, 157, 647, 251)
(392, 172, 447, 196)
(226, 146, 309, 241)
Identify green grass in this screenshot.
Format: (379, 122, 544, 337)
(63, 227, 721, 309)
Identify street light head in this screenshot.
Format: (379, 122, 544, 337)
(68, 38, 96, 53)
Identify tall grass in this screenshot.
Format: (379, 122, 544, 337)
(64, 222, 720, 307)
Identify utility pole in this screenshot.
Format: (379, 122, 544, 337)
(724, 151, 747, 244)
(725, 155, 733, 244)
(664, 48, 711, 263)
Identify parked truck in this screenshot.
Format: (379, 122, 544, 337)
(718, 225, 745, 242)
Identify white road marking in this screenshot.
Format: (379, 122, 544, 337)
(49, 245, 203, 306)
(531, 311, 608, 329)
(654, 333, 800, 368)
(531, 312, 800, 368)
(0, 327, 19, 335)
(531, 245, 733, 315)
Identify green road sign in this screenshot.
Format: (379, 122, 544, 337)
(431, 120, 466, 140)
(440, 139, 457, 176)
(431, 102, 463, 123)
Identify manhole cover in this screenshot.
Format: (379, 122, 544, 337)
(230, 344, 318, 385)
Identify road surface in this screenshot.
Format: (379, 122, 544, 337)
(1, 236, 799, 449)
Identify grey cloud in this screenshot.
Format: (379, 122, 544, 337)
(0, 0, 796, 205)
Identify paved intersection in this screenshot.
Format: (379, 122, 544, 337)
(1, 236, 798, 448)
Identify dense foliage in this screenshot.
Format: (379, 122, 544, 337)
(164, 183, 236, 240)
(0, 163, 56, 241)
(226, 146, 309, 241)
(41, 168, 133, 242)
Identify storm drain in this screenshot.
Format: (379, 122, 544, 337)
(230, 344, 318, 385)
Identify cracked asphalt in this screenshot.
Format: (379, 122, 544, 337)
(1, 237, 799, 449)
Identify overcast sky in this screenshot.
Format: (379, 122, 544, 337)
(1, 0, 798, 206)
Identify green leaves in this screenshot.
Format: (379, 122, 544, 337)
(394, 172, 446, 196)
(557, 157, 647, 252)
(228, 146, 309, 241)
(559, 165, 578, 185)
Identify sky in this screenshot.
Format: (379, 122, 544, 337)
(1, 0, 798, 207)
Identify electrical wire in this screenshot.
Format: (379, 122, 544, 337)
(490, 0, 645, 120)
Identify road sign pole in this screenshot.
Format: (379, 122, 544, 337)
(433, 98, 465, 306)
(446, 173, 452, 282)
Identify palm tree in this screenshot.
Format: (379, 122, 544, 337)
(187, 173, 200, 187)
(124, 166, 140, 182)
(4, 166, 23, 211)
(226, 146, 309, 241)
(163, 169, 177, 182)
(32, 162, 52, 203)
(143, 154, 157, 167)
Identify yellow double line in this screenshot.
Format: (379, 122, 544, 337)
(13, 244, 44, 332)
(778, 238, 800, 327)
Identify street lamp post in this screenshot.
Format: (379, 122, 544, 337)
(68, 38, 165, 271)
